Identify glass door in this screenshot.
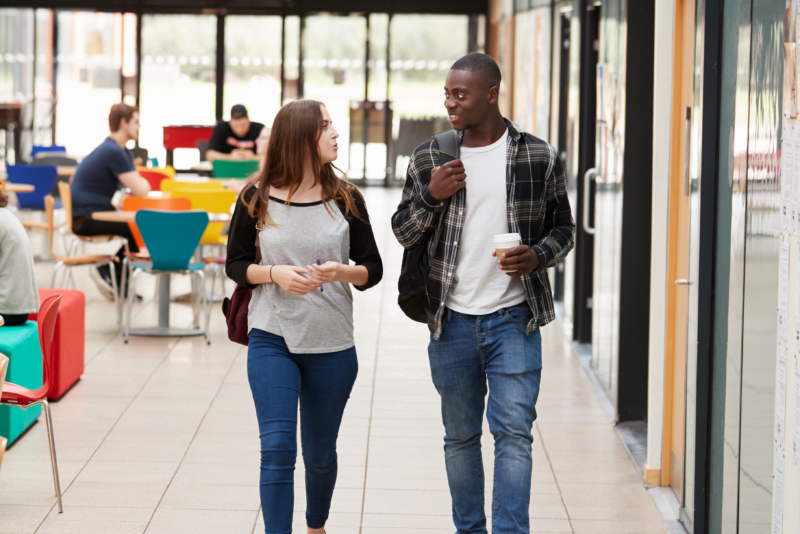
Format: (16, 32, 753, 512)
(592, 0, 626, 397)
(681, 0, 706, 523)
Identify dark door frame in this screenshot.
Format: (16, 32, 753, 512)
(692, 0, 722, 531)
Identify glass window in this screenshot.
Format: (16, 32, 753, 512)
(0, 8, 35, 162)
(55, 11, 123, 157)
(139, 14, 216, 168)
(389, 15, 468, 179)
(303, 15, 367, 177)
(513, 7, 551, 140)
(33, 9, 54, 148)
(223, 16, 282, 125)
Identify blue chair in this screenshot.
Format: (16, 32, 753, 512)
(124, 210, 210, 344)
(32, 145, 66, 158)
(6, 165, 59, 211)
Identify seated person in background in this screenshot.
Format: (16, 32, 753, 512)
(206, 104, 265, 161)
(70, 102, 151, 300)
(0, 190, 40, 326)
(227, 126, 271, 196)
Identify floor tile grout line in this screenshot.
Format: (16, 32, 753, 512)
(141, 343, 245, 533)
(251, 505, 262, 534)
(31, 327, 184, 534)
(535, 420, 574, 534)
(357, 217, 390, 534)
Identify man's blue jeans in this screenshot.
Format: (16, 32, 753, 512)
(428, 302, 542, 534)
(248, 329, 358, 534)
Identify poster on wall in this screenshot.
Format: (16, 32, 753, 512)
(779, 233, 790, 340)
(794, 365, 800, 468)
(782, 127, 793, 232)
(772, 448, 784, 534)
(776, 342, 788, 445)
(785, 44, 798, 119)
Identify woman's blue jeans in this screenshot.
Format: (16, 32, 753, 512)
(428, 302, 542, 534)
(248, 329, 358, 534)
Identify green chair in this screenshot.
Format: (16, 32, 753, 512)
(212, 159, 260, 179)
(0, 322, 43, 445)
(124, 210, 210, 344)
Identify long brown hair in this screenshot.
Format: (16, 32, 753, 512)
(245, 100, 364, 228)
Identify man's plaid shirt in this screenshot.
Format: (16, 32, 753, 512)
(391, 119, 575, 340)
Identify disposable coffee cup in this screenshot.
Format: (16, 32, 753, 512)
(494, 233, 522, 273)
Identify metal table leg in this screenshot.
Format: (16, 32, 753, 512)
(128, 274, 203, 337)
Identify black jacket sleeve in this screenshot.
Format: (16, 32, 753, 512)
(225, 187, 259, 289)
(338, 191, 383, 291)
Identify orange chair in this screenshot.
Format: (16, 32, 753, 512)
(1, 295, 64, 512)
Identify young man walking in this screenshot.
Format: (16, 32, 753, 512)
(391, 53, 574, 533)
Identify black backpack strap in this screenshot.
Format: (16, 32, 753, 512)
(433, 129, 460, 165)
(428, 130, 459, 261)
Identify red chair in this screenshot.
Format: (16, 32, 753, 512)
(1, 295, 64, 513)
(139, 170, 168, 191)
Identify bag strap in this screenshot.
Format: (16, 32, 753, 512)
(433, 129, 460, 164)
(427, 130, 459, 257)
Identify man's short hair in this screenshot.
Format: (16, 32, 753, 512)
(109, 103, 138, 132)
(450, 53, 502, 89)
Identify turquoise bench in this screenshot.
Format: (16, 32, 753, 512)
(0, 321, 43, 445)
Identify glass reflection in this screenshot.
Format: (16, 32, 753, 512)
(738, 0, 782, 531)
(712, 0, 752, 532)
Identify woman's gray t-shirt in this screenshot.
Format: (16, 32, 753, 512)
(247, 197, 362, 353)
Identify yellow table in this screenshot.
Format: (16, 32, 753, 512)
(57, 166, 76, 178)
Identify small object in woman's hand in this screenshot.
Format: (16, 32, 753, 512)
(316, 258, 324, 292)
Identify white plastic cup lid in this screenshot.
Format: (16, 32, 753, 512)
(493, 233, 521, 244)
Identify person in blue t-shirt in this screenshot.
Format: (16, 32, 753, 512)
(70, 103, 151, 299)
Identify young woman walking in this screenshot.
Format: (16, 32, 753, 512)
(226, 100, 383, 534)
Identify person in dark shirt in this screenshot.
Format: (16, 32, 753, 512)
(206, 104, 265, 161)
(70, 103, 151, 299)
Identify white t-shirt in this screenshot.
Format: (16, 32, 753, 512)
(445, 130, 527, 315)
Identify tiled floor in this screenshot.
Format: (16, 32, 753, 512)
(1, 188, 670, 533)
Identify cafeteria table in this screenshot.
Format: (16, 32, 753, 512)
(92, 210, 229, 338)
(57, 167, 76, 178)
(1, 183, 35, 193)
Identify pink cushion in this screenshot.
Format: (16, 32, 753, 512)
(28, 289, 85, 400)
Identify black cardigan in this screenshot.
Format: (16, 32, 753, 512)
(226, 186, 383, 291)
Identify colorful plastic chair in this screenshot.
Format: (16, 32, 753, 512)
(125, 210, 210, 344)
(139, 170, 169, 191)
(1, 295, 64, 512)
(160, 178, 224, 193)
(32, 145, 66, 158)
(45, 195, 123, 324)
(136, 165, 175, 179)
(6, 164, 59, 211)
(170, 189, 236, 302)
(120, 196, 192, 251)
(169, 189, 236, 246)
(212, 159, 260, 179)
(58, 181, 128, 274)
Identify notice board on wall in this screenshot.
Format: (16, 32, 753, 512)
(776, 2, 800, 531)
